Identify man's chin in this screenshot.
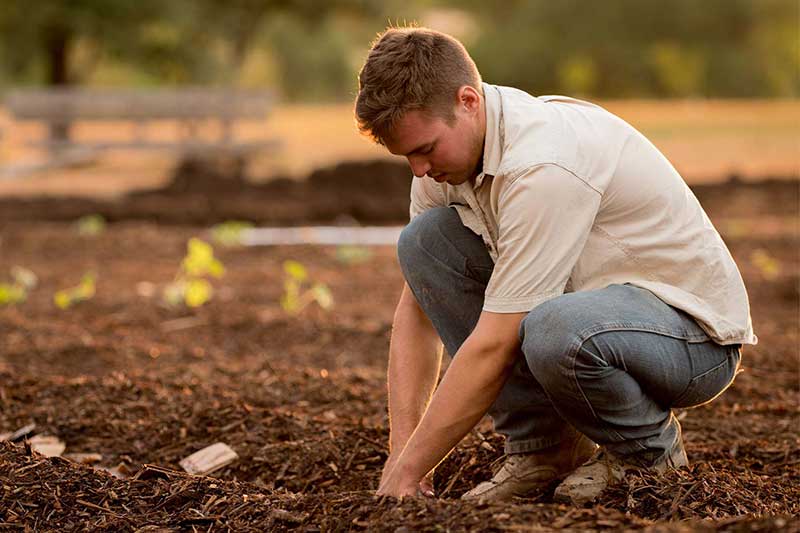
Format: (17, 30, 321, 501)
(446, 175, 469, 185)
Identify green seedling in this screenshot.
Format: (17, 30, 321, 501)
(0, 266, 38, 305)
(163, 238, 225, 308)
(211, 220, 254, 247)
(280, 260, 333, 315)
(54, 272, 95, 309)
(750, 249, 781, 281)
(75, 214, 106, 236)
(335, 245, 373, 265)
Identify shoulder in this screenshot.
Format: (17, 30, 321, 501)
(493, 86, 631, 192)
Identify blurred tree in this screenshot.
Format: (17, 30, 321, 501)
(0, 0, 163, 138)
(0, 0, 161, 87)
(452, 0, 798, 98)
(0, 0, 795, 101)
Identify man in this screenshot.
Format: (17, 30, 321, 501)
(354, 27, 755, 504)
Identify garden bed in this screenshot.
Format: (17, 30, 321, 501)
(0, 175, 797, 531)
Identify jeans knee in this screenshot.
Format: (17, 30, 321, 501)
(397, 207, 459, 273)
(520, 299, 582, 385)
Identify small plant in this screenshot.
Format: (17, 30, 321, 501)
(0, 266, 38, 305)
(335, 245, 373, 265)
(75, 214, 106, 236)
(163, 238, 225, 308)
(210, 220, 254, 247)
(54, 272, 96, 309)
(280, 260, 333, 315)
(750, 249, 781, 281)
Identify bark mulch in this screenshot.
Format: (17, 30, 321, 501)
(0, 174, 798, 531)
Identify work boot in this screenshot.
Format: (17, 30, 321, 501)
(553, 436, 689, 506)
(462, 431, 597, 501)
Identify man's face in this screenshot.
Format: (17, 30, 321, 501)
(385, 91, 485, 186)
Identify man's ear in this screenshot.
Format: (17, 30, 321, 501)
(457, 85, 481, 114)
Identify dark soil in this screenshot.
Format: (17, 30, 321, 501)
(0, 165, 798, 531)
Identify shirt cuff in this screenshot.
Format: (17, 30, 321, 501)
(483, 289, 563, 313)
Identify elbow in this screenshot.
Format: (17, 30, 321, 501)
(470, 335, 521, 374)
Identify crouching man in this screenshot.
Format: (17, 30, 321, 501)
(355, 27, 755, 504)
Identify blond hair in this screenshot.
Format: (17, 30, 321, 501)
(355, 27, 482, 145)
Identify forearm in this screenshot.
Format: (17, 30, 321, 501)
(387, 284, 443, 453)
(378, 311, 526, 496)
(393, 333, 515, 481)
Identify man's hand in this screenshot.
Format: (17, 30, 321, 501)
(377, 459, 434, 498)
(380, 454, 435, 498)
(378, 311, 526, 496)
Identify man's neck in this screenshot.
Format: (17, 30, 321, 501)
(470, 97, 488, 183)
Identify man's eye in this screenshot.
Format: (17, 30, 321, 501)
(423, 146, 434, 154)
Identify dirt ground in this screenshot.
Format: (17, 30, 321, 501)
(0, 167, 798, 531)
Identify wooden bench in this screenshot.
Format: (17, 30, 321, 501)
(4, 88, 280, 163)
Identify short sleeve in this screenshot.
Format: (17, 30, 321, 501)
(483, 164, 601, 313)
(409, 176, 446, 221)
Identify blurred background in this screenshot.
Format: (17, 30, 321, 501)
(0, 0, 797, 198)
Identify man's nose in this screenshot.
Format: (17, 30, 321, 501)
(408, 156, 431, 178)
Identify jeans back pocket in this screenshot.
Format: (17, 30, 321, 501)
(673, 345, 741, 408)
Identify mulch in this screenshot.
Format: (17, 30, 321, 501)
(0, 166, 798, 531)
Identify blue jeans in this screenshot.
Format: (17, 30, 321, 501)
(398, 207, 741, 466)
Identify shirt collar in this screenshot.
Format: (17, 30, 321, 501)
(473, 82, 503, 188)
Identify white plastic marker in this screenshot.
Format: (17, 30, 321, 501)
(180, 442, 238, 475)
(241, 226, 404, 246)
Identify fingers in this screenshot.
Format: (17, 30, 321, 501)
(418, 479, 435, 498)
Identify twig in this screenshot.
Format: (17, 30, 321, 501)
(75, 499, 123, 518)
(439, 461, 468, 498)
(659, 480, 702, 521)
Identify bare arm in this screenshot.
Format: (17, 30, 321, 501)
(378, 310, 526, 497)
(382, 283, 442, 485)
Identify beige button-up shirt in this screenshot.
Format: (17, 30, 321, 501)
(410, 83, 755, 345)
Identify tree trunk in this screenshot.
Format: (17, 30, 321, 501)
(45, 25, 72, 144)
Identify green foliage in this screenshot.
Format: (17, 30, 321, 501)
(54, 272, 95, 310)
(266, 15, 354, 101)
(163, 238, 225, 308)
(335, 245, 373, 265)
(0, 284, 25, 305)
(750, 249, 781, 281)
(0, 0, 795, 98)
(181, 238, 225, 278)
(280, 260, 333, 315)
(75, 214, 106, 236)
(0, 266, 38, 305)
(0, 0, 164, 84)
(462, 0, 799, 98)
(211, 220, 254, 247)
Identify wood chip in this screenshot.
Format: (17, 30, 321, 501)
(179, 443, 238, 475)
(0, 423, 36, 442)
(161, 316, 208, 332)
(28, 435, 66, 457)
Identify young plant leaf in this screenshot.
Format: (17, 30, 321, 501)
(163, 282, 186, 307)
(283, 260, 307, 282)
(54, 272, 96, 309)
(53, 290, 72, 309)
(76, 214, 106, 236)
(312, 284, 334, 310)
(211, 221, 254, 247)
(0, 283, 26, 305)
(185, 278, 213, 308)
